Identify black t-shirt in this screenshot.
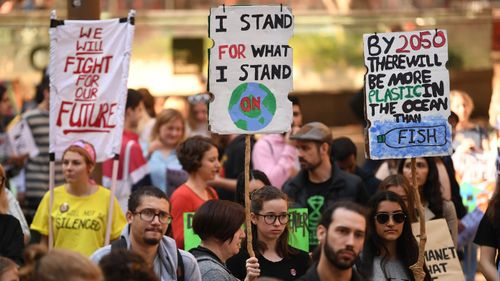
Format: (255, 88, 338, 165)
(474, 208, 500, 266)
(304, 179, 331, 248)
(227, 247, 311, 281)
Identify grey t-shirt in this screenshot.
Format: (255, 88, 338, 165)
(372, 256, 411, 281)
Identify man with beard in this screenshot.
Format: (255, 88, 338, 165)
(298, 201, 367, 281)
(91, 186, 201, 281)
(283, 122, 367, 250)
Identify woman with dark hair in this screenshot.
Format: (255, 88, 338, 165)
(398, 157, 458, 246)
(234, 170, 271, 207)
(171, 136, 220, 249)
(357, 191, 431, 281)
(379, 174, 417, 223)
(474, 178, 500, 281)
(228, 186, 310, 280)
(31, 140, 127, 256)
(190, 200, 259, 281)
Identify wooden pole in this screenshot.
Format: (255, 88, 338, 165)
(244, 135, 255, 257)
(409, 158, 427, 281)
(48, 153, 55, 250)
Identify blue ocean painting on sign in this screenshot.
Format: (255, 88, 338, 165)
(368, 118, 452, 159)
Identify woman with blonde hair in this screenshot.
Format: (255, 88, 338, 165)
(19, 244, 103, 281)
(147, 109, 186, 194)
(0, 164, 30, 243)
(31, 140, 127, 256)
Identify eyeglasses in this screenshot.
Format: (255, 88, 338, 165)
(374, 212, 406, 225)
(187, 93, 210, 104)
(133, 208, 172, 224)
(255, 213, 290, 225)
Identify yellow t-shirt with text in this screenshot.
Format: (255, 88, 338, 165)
(31, 185, 127, 256)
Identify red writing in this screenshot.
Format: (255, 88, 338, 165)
(56, 101, 117, 134)
(240, 96, 260, 112)
(64, 55, 113, 74)
(218, 44, 246, 59)
(396, 30, 447, 53)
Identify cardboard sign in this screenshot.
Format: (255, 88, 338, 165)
(184, 208, 309, 252)
(412, 219, 465, 281)
(49, 15, 134, 161)
(363, 30, 452, 159)
(7, 116, 39, 157)
(208, 5, 293, 134)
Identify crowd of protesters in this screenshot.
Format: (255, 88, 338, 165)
(0, 71, 499, 281)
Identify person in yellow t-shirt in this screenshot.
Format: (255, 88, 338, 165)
(31, 140, 127, 256)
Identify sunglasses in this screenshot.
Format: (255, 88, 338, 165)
(374, 212, 406, 224)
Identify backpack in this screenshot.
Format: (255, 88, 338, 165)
(111, 237, 185, 281)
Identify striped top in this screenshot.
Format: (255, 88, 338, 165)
(23, 108, 64, 206)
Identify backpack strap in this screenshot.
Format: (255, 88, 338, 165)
(176, 249, 184, 281)
(110, 236, 127, 251)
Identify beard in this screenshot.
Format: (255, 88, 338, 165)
(299, 157, 322, 171)
(323, 233, 358, 270)
(143, 237, 162, 245)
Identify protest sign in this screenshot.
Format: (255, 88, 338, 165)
(184, 212, 202, 251)
(412, 219, 465, 281)
(7, 116, 39, 157)
(363, 30, 452, 159)
(183, 208, 309, 251)
(208, 5, 293, 134)
(287, 208, 309, 252)
(49, 15, 134, 161)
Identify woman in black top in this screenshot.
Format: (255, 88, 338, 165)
(474, 179, 500, 281)
(228, 186, 310, 280)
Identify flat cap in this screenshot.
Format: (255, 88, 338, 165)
(290, 122, 332, 142)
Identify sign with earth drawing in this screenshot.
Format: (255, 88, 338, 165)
(208, 5, 294, 134)
(363, 30, 452, 159)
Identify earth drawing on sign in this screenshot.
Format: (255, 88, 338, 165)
(228, 82, 276, 131)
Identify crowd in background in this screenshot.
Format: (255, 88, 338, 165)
(0, 69, 499, 281)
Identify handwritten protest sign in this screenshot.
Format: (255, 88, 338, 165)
(363, 30, 452, 159)
(184, 212, 202, 251)
(412, 219, 464, 281)
(49, 16, 134, 161)
(208, 5, 293, 134)
(184, 208, 309, 251)
(7, 116, 39, 157)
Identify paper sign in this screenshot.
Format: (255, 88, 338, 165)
(208, 5, 294, 134)
(287, 208, 309, 252)
(7, 116, 39, 157)
(49, 15, 134, 161)
(184, 212, 202, 251)
(184, 208, 309, 252)
(412, 219, 465, 281)
(363, 30, 452, 159)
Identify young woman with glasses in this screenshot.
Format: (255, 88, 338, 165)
(31, 140, 127, 256)
(358, 191, 431, 281)
(227, 185, 310, 280)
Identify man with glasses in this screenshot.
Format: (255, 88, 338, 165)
(91, 185, 201, 281)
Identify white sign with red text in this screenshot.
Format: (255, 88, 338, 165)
(49, 16, 134, 161)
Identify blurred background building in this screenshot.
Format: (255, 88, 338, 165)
(0, 0, 498, 129)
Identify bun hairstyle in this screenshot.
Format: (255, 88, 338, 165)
(19, 244, 102, 281)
